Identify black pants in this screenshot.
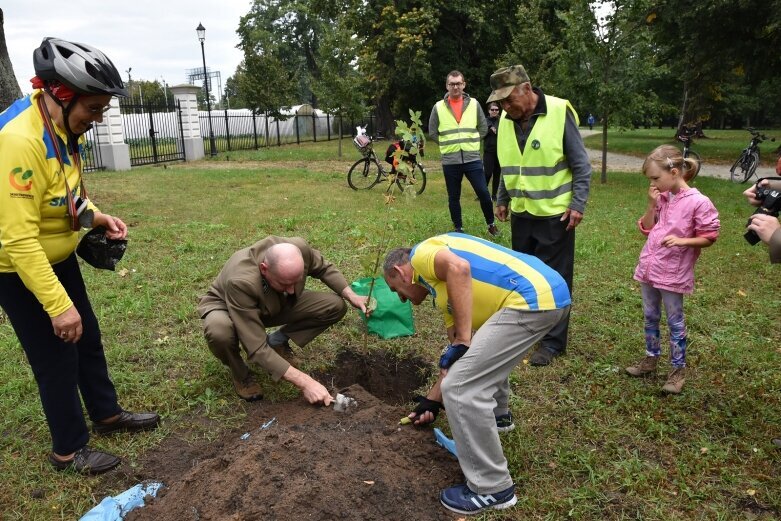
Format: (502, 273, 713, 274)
(0, 254, 120, 455)
(483, 149, 501, 200)
(510, 213, 575, 354)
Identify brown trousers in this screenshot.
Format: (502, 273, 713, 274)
(202, 290, 346, 381)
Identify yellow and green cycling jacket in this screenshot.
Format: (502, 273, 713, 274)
(0, 89, 95, 317)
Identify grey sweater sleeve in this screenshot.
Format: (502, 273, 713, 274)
(475, 101, 488, 138)
(428, 105, 440, 144)
(563, 109, 592, 214)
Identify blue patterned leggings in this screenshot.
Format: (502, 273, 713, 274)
(640, 283, 687, 368)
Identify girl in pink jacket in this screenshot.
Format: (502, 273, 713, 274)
(625, 145, 720, 394)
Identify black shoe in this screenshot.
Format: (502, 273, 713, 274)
(529, 348, 563, 367)
(487, 224, 500, 237)
(93, 410, 160, 435)
(453, 228, 464, 234)
(49, 446, 120, 475)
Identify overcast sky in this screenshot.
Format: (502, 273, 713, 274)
(3, 0, 251, 97)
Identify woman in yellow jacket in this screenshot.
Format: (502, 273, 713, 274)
(0, 38, 158, 474)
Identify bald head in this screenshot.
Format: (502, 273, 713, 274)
(261, 243, 305, 294)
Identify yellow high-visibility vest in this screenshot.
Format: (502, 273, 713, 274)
(436, 99, 480, 158)
(497, 96, 578, 216)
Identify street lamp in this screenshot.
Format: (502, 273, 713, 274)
(197, 22, 217, 157)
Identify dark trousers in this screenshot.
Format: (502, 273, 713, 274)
(510, 213, 575, 354)
(0, 254, 120, 455)
(442, 160, 495, 230)
(483, 150, 501, 200)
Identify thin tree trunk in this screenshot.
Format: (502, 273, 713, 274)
(0, 8, 22, 111)
(600, 113, 609, 184)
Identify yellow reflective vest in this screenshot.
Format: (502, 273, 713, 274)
(435, 99, 481, 162)
(497, 95, 578, 216)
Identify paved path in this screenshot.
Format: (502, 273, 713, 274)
(579, 130, 776, 182)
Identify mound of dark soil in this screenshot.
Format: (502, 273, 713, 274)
(126, 385, 463, 521)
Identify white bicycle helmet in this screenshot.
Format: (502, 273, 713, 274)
(33, 37, 128, 97)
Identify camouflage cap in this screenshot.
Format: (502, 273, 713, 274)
(486, 65, 531, 103)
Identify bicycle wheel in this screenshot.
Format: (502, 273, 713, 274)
(395, 163, 427, 195)
(744, 151, 759, 183)
(685, 150, 701, 180)
(347, 157, 381, 190)
(730, 153, 749, 183)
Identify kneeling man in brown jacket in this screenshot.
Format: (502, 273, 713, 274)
(198, 236, 368, 404)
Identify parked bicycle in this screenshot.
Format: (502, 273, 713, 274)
(730, 128, 775, 184)
(348, 133, 427, 194)
(676, 125, 701, 179)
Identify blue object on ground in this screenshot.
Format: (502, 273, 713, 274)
(434, 428, 458, 458)
(79, 482, 163, 520)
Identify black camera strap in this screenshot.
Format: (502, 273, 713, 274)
(37, 94, 88, 232)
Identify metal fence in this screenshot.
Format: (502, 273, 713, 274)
(198, 111, 378, 154)
(119, 100, 185, 166)
(82, 126, 105, 173)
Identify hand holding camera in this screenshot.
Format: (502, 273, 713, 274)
(744, 177, 781, 245)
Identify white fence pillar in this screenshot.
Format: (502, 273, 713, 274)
(170, 84, 205, 161)
(94, 98, 131, 171)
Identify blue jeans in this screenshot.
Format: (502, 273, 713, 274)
(442, 160, 495, 230)
(640, 283, 687, 367)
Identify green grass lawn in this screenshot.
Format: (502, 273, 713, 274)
(1, 141, 780, 519)
(583, 127, 781, 168)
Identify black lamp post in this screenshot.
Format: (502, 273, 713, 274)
(197, 22, 217, 157)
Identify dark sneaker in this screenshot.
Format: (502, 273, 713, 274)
(453, 228, 464, 234)
(487, 224, 500, 237)
(232, 374, 263, 401)
(93, 410, 160, 435)
(529, 347, 561, 367)
(49, 446, 120, 475)
(440, 483, 517, 515)
(496, 412, 515, 433)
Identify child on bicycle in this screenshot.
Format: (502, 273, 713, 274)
(625, 145, 720, 394)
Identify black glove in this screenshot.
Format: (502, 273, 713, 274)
(439, 343, 468, 370)
(410, 395, 443, 424)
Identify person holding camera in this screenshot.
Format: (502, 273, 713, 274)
(744, 179, 781, 263)
(383, 233, 570, 515)
(0, 38, 159, 475)
(625, 145, 720, 394)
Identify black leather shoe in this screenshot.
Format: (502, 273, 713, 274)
(49, 446, 120, 475)
(93, 410, 160, 435)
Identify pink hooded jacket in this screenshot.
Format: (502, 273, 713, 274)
(633, 187, 720, 294)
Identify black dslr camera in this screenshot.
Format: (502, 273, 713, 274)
(745, 177, 781, 245)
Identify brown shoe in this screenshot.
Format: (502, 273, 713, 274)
(662, 367, 686, 394)
(270, 341, 301, 367)
(49, 446, 120, 475)
(625, 355, 658, 376)
(232, 374, 263, 402)
(93, 410, 160, 435)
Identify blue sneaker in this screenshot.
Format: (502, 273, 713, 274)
(496, 412, 515, 433)
(440, 483, 517, 515)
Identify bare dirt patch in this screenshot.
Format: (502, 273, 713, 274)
(121, 351, 463, 521)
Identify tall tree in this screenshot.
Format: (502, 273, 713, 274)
(0, 8, 21, 111)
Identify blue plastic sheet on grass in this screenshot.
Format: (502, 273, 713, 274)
(434, 428, 458, 458)
(79, 481, 163, 520)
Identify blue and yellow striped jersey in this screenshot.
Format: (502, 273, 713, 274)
(410, 233, 570, 329)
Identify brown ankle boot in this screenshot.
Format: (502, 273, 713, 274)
(625, 355, 658, 376)
(662, 367, 686, 394)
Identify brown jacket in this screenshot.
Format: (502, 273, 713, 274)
(197, 236, 349, 378)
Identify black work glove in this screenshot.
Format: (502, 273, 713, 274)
(410, 395, 443, 425)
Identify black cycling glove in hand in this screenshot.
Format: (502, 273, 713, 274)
(410, 395, 443, 425)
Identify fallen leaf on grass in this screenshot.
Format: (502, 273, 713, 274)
(700, 447, 708, 454)
(737, 289, 747, 297)
(117, 268, 129, 277)
(153, 336, 170, 345)
(747, 489, 756, 496)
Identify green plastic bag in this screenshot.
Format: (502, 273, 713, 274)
(350, 276, 415, 339)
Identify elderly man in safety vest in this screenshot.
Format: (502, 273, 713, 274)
(490, 65, 592, 367)
(429, 70, 500, 237)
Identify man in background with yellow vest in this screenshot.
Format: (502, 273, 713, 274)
(429, 70, 500, 237)
(489, 65, 592, 366)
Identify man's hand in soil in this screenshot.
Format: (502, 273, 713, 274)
(282, 366, 333, 405)
(407, 395, 443, 426)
